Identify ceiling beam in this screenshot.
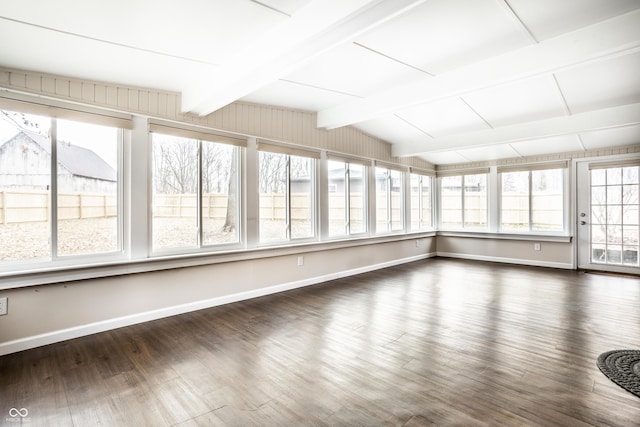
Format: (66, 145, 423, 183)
(318, 9, 640, 129)
(183, 0, 429, 116)
(392, 103, 640, 157)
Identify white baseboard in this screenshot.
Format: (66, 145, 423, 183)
(436, 251, 573, 270)
(0, 252, 435, 356)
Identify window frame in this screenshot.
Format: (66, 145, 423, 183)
(149, 124, 245, 255)
(409, 172, 434, 231)
(498, 163, 568, 234)
(374, 164, 405, 234)
(257, 143, 318, 245)
(438, 169, 489, 231)
(0, 106, 127, 270)
(327, 158, 369, 238)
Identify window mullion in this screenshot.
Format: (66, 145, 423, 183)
(50, 119, 58, 260)
(196, 141, 203, 247)
(345, 165, 350, 235)
(461, 175, 466, 228)
(528, 170, 533, 231)
(286, 156, 291, 240)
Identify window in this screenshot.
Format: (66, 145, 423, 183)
(410, 173, 433, 230)
(0, 108, 122, 264)
(328, 160, 367, 236)
(375, 166, 403, 233)
(500, 166, 565, 232)
(258, 145, 315, 243)
(440, 172, 488, 229)
(151, 129, 241, 251)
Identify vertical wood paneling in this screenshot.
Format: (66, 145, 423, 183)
(106, 86, 118, 107)
(94, 85, 106, 104)
(139, 91, 149, 114)
(0, 71, 10, 85)
(148, 92, 159, 115)
(158, 93, 167, 117)
(42, 76, 55, 94)
(0, 68, 436, 169)
(69, 81, 82, 99)
(81, 82, 95, 103)
(117, 88, 128, 109)
(128, 90, 139, 112)
(9, 72, 26, 89)
(55, 79, 70, 97)
(25, 75, 40, 92)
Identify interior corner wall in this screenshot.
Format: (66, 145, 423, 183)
(436, 236, 573, 269)
(0, 237, 435, 355)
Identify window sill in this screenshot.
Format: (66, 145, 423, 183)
(436, 230, 572, 243)
(0, 231, 436, 290)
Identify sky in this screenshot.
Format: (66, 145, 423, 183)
(0, 111, 118, 169)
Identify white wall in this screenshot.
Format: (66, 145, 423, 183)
(0, 238, 436, 355)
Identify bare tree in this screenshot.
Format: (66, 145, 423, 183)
(259, 152, 287, 193)
(153, 138, 198, 194)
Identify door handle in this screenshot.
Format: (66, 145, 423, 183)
(580, 221, 587, 225)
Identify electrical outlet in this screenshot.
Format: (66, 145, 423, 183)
(534, 243, 541, 251)
(415, 240, 420, 247)
(297, 256, 304, 266)
(0, 297, 7, 316)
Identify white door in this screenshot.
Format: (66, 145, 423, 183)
(576, 160, 640, 274)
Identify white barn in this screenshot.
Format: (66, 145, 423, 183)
(0, 130, 116, 193)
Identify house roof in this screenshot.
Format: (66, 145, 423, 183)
(4, 131, 117, 182)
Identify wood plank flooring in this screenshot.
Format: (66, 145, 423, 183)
(1, 258, 639, 426)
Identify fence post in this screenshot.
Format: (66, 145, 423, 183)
(78, 193, 83, 219)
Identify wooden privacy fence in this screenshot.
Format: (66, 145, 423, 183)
(0, 190, 116, 224)
(1, 191, 563, 227)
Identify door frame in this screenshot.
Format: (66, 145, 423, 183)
(574, 154, 640, 274)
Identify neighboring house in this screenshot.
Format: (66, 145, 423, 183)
(0, 131, 116, 193)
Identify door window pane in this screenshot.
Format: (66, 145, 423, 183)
(590, 166, 640, 267)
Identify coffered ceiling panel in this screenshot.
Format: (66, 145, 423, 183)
(283, 42, 428, 97)
(579, 125, 640, 150)
(506, 0, 640, 41)
(554, 51, 640, 114)
(462, 75, 568, 128)
(396, 98, 491, 138)
(455, 144, 521, 162)
(241, 80, 356, 112)
(354, 115, 430, 146)
(354, 0, 532, 75)
(509, 135, 585, 157)
(419, 151, 471, 166)
(0, 0, 638, 166)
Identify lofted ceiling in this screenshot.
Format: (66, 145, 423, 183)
(0, 0, 639, 165)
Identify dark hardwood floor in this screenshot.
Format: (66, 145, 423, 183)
(1, 258, 640, 426)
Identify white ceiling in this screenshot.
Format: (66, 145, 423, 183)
(0, 0, 639, 165)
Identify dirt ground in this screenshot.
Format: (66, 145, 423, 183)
(0, 218, 119, 260)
